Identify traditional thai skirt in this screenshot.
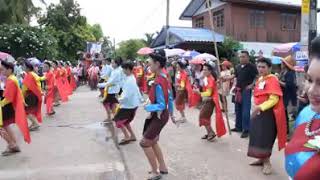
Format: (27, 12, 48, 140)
(25, 90, 39, 115)
(113, 108, 138, 128)
(175, 89, 186, 111)
(248, 108, 277, 159)
(103, 94, 119, 110)
(142, 110, 169, 144)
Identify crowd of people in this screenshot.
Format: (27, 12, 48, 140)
(1, 36, 320, 180)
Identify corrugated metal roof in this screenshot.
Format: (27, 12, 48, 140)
(151, 26, 224, 48)
(169, 27, 224, 42)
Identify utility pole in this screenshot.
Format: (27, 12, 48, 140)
(165, 0, 170, 48)
(309, 0, 317, 54)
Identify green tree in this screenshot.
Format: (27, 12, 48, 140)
(0, 0, 45, 24)
(142, 33, 155, 47)
(38, 0, 95, 61)
(218, 36, 243, 65)
(0, 24, 58, 59)
(116, 39, 146, 60)
(90, 24, 104, 41)
(101, 36, 114, 58)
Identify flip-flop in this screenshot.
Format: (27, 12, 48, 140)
(207, 134, 216, 142)
(148, 171, 168, 175)
(118, 139, 130, 145)
(250, 160, 264, 166)
(147, 173, 162, 180)
(201, 135, 208, 139)
(129, 138, 137, 142)
(2, 147, 21, 156)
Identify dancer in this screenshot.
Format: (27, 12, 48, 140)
(134, 60, 145, 93)
(141, 50, 174, 180)
(174, 61, 191, 123)
(248, 58, 287, 175)
(285, 54, 320, 180)
(194, 63, 226, 141)
(114, 62, 142, 145)
(0, 61, 30, 156)
(22, 60, 43, 131)
(102, 58, 123, 122)
(53, 60, 68, 103)
(42, 61, 56, 116)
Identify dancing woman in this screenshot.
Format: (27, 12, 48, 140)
(248, 58, 287, 175)
(22, 61, 43, 131)
(141, 49, 174, 180)
(0, 61, 30, 156)
(194, 63, 226, 141)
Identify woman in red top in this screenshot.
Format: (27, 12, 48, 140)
(42, 61, 56, 116)
(0, 61, 30, 156)
(174, 61, 190, 122)
(194, 63, 226, 141)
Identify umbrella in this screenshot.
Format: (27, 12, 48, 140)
(137, 47, 154, 55)
(27, 57, 41, 66)
(182, 50, 200, 59)
(164, 48, 185, 57)
(194, 53, 217, 61)
(271, 56, 282, 65)
(0, 52, 15, 63)
(190, 58, 205, 65)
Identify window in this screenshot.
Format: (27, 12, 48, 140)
(250, 10, 265, 28)
(213, 10, 224, 28)
(281, 13, 297, 30)
(195, 17, 204, 28)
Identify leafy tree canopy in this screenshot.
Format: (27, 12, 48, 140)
(116, 39, 146, 60)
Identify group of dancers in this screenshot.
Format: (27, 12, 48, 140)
(0, 59, 76, 156)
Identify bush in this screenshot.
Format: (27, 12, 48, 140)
(0, 24, 58, 60)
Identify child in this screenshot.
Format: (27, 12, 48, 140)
(113, 62, 142, 145)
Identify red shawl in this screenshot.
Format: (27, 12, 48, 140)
(254, 75, 287, 150)
(4, 75, 31, 143)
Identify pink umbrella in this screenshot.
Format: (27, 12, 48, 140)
(137, 47, 154, 55)
(190, 58, 205, 65)
(0, 52, 15, 63)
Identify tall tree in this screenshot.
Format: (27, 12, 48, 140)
(0, 0, 44, 24)
(116, 39, 146, 60)
(143, 33, 155, 46)
(38, 0, 95, 60)
(90, 24, 104, 41)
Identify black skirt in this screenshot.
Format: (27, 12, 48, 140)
(143, 110, 169, 141)
(25, 91, 39, 108)
(113, 108, 137, 128)
(248, 108, 277, 159)
(0, 90, 15, 126)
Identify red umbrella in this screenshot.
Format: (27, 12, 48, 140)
(190, 58, 205, 65)
(137, 47, 154, 55)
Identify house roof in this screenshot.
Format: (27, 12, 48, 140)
(180, 0, 301, 20)
(150, 26, 224, 48)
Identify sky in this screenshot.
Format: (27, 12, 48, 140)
(33, 0, 320, 44)
(34, 0, 192, 43)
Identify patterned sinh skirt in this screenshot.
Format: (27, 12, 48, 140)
(199, 99, 215, 127)
(143, 110, 169, 142)
(113, 108, 138, 128)
(0, 91, 15, 127)
(175, 89, 186, 111)
(25, 90, 39, 114)
(248, 108, 277, 159)
(103, 94, 119, 110)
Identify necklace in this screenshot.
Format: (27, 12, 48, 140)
(305, 114, 320, 137)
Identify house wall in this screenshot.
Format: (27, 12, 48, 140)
(191, 3, 301, 43)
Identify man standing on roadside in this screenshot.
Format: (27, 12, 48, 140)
(232, 51, 258, 138)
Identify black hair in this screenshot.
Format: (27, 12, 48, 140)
(203, 63, 218, 79)
(24, 60, 34, 71)
(121, 61, 134, 71)
(149, 49, 166, 68)
(106, 58, 111, 63)
(176, 61, 186, 69)
(304, 64, 309, 73)
(240, 50, 250, 57)
(113, 57, 123, 67)
(311, 36, 320, 57)
(44, 61, 51, 68)
(256, 57, 272, 68)
(52, 60, 58, 66)
(1, 61, 15, 71)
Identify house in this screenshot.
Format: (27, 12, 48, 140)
(180, 0, 301, 43)
(150, 26, 224, 53)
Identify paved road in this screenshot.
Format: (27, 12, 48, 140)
(0, 87, 288, 180)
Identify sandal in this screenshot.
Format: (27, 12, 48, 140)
(201, 135, 208, 139)
(29, 125, 40, 131)
(262, 162, 272, 175)
(148, 171, 168, 175)
(2, 146, 21, 156)
(129, 138, 137, 142)
(147, 173, 162, 180)
(207, 133, 216, 142)
(118, 139, 130, 145)
(250, 160, 264, 166)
